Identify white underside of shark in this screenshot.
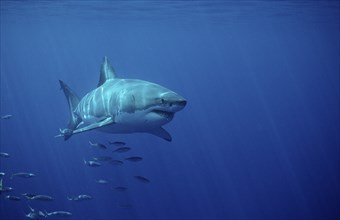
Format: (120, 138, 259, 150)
(56, 57, 186, 141)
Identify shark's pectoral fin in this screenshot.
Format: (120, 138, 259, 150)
(55, 117, 115, 140)
(149, 127, 172, 142)
(73, 117, 115, 134)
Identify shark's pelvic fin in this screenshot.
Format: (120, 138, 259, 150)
(58, 80, 82, 140)
(97, 56, 116, 87)
(149, 127, 172, 142)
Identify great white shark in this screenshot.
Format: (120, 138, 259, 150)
(56, 57, 186, 141)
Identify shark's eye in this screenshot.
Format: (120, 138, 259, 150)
(161, 98, 165, 104)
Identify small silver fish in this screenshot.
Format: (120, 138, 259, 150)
(125, 156, 143, 162)
(67, 194, 92, 201)
(134, 176, 150, 183)
(29, 194, 54, 201)
(46, 211, 72, 217)
(95, 179, 109, 184)
(89, 141, 107, 150)
(11, 172, 35, 179)
(108, 141, 126, 146)
(26, 205, 47, 219)
(84, 159, 101, 167)
(22, 193, 36, 199)
(77, 195, 92, 200)
(113, 147, 131, 153)
(0, 152, 10, 158)
(2, 187, 14, 193)
(6, 195, 21, 201)
(67, 196, 76, 201)
(1, 114, 13, 119)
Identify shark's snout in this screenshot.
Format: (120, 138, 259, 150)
(177, 100, 187, 107)
(163, 96, 186, 113)
(171, 99, 186, 112)
(160, 91, 186, 112)
(150, 95, 186, 121)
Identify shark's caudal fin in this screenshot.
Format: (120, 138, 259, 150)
(58, 80, 82, 140)
(97, 56, 117, 87)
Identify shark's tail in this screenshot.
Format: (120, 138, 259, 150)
(57, 80, 82, 140)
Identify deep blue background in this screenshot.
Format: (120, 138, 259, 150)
(1, 1, 339, 219)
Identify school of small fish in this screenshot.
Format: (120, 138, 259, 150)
(1, 130, 151, 218)
(84, 140, 151, 201)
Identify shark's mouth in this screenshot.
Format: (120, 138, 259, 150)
(152, 110, 174, 119)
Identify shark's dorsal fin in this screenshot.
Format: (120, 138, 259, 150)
(98, 56, 116, 87)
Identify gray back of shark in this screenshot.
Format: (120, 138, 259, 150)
(57, 56, 186, 141)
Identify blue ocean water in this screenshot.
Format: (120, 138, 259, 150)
(1, 1, 339, 219)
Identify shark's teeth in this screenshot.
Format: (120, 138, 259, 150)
(152, 110, 174, 119)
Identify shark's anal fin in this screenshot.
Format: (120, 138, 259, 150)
(73, 117, 115, 134)
(149, 127, 172, 142)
